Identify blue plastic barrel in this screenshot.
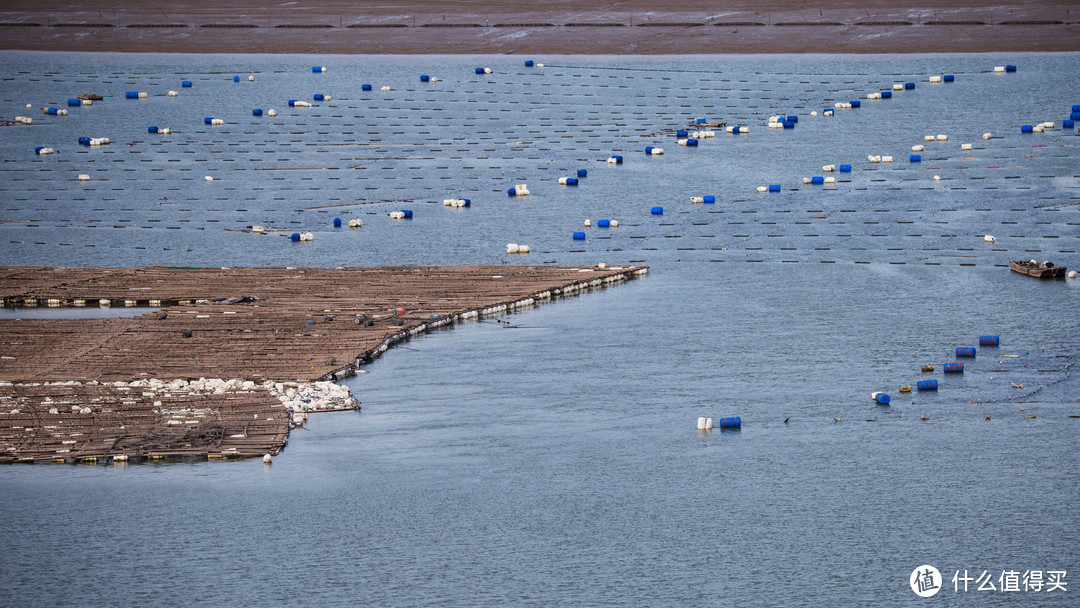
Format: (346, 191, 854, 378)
(686, 138, 699, 146)
(881, 90, 892, 98)
(955, 347, 976, 358)
(703, 195, 715, 203)
(717, 416, 741, 429)
(1070, 112, 1080, 120)
(288, 100, 298, 106)
(565, 177, 579, 185)
(1005, 65, 1017, 72)
(905, 82, 915, 89)
(507, 188, 516, 196)
(333, 218, 342, 227)
(782, 120, 795, 128)
(651, 206, 663, 214)
(204, 117, 214, 124)
(943, 74, 955, 82)
(290, 233, 301, 242)
(312, 66, 324, 72)
(873, 392, 890, 405)
(768, 184, 781, 192)
(147, 126, 159, 133)
(314, 94, 325, 101)
(644, 146, 656, 154)
(459, 198, 471, 206)
(731, 126, 741, 134)
(233, 75, 240, 82)
(839, 164, 852, 172)
(78, 137, 91, 145)
(786, 115, 798, 123)
(610, 155, 623, 164)
(850, 100, 861, 108)
(252, 109, 263, 116)
(68, 99, 80, 106)
(810, 176, 824, 185)
(910, 154, 922, 162)
(572, 231, 586, 240)
(402, 210, 413, 218)
(695, 117, 706, 124)
(525, 60, 534, 67)
(577, 169, 587, 177)
(1020, 124, 1033, 133)
(1064, 119, 1075, 129)
(181, 80, 192, 87)
(917, 380, 938, 391)
(597, 219, 611, 227)
(125, 91, 138, 99)
(979, 335, 999, 346)
(676, 130, 688, 138)
(944, 362, 964, 373)
(34, 146, 46, 155)
(361, 84, 372, 91)
(475, 68, 486, 74)
(420, 75, 430, 82)
(1073, 105, 1080, 112)
(47, 107, 59, 115)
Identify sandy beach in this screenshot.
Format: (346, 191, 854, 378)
(1, 1, 1077, 54)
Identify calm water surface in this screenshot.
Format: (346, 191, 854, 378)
(0, 52, 1077, 606)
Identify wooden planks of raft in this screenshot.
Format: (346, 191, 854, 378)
(0, 265, 646, 462)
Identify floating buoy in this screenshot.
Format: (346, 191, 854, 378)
(961, 143, 973, 151)
(333, 217, 342, 227)
(912, 144, 925, 152)
(78, 174, 90, 181)
(937, 134, 948, 141)
(557, 177, 579, 185)
(233, 75, 240, 82)
(34, 147, 53, 155)
(313, 94, 329, 101)
(839, 164, 851, 172)
(1067, 270, 1076, 279)
(204, 175, 213, 181)
(910, 154, 922, 162)
(1021, 124, 1033, 133)
(348, 219, 363, 227)
(756, 186, 768, 193)
(768, 184, 781, 192)
(389, 211, 406, 219)
(824, 176, 835, 184)
(929, 75, 942, 83)
(597, 219, 611, 227)
(380, 86, 391, 92)
(252, 109, 263, 116)
(312, 66, 326, 72)
(506, 243, 520, 254)
(361, 84, 372, 91)
(263, 454, 272, 464)
(943, 74, 954, 82)
(872, 392, 890, 404)
(475, 67, 492, 75)
(822, 164, 835, 172)
(983, 132, 992, 140)
(251, 226, 265, 234)
(248, 75, 254, 82)
(525, 60, 534, 67)
(584, 219, 591, 227)
(181, 80, 192, 87)
(933, 175, 941, 181)
(268, 109, 277, 117)
(511, 183, 530, 196)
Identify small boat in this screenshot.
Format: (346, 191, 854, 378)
(691, 121, 726, 128)
(1010, 259, 1066, 279)
(76, 94, 103, 101)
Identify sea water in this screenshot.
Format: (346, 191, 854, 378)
(0, 52, 1077, 606)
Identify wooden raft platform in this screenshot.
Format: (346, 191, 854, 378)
(0, 265, 646, 462)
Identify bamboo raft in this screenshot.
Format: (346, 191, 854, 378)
(0, 265, 646, 463)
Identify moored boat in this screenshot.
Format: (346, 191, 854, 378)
(1010, 259, 1066, 279)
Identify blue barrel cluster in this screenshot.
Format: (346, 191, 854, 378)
(944, 362, 964, 374)
(716, 416, 741, 429)
(917, 380, 938, 391)
(955, 347, 976, 358)
(572, 231, 586, 240)
(651, 206, 663, 214)
(782, 119, 795, 128)
(979, 335, 999, 346)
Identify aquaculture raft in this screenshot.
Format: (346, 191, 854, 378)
(0, 265, 646, 462)
(1010, 260, 1066, 278)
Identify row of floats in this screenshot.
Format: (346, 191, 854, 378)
(871, 336, 1000, 405)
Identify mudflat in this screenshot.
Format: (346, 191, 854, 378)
(0, 1, 1076, 54)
